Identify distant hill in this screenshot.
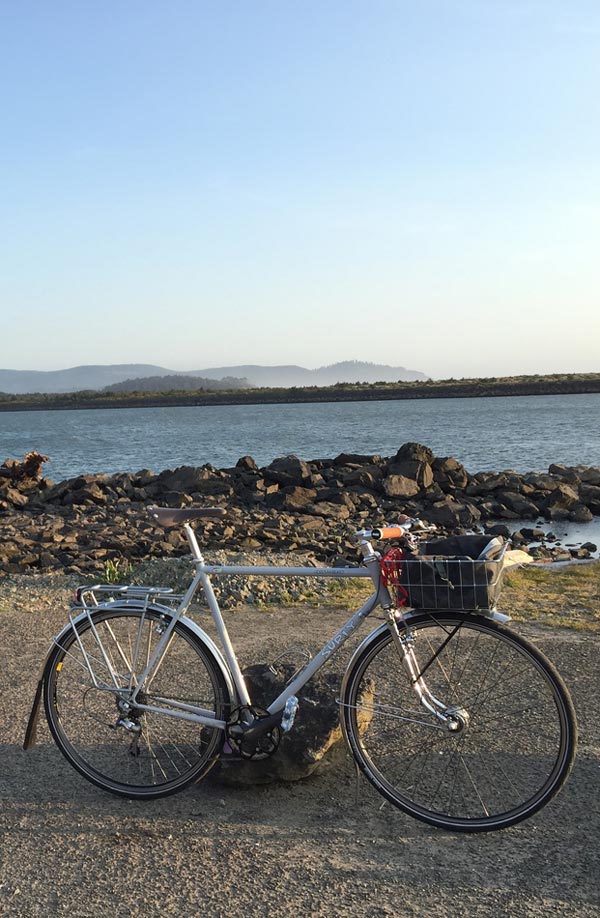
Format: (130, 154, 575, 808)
(0, 364, 174, 394)
(104, 375, 252, 393)
(0, 361, 428, 394)
(192, 361, 428, 388)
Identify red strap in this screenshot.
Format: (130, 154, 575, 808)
(380, 548, 408, 606)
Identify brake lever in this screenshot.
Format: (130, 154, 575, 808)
(399, 531, 419, 552)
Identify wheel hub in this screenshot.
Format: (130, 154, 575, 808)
(445, 706, 470, 733)
(115, 692, 147, 734)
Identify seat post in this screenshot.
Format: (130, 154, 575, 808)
(184, 523, 205, 563)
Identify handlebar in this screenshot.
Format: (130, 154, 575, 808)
(355, 519, 437, 543)
(371, 525, 406, 540)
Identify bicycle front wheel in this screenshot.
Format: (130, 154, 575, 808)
(44, 607, 229, 799)
(341, 612, 577, 832)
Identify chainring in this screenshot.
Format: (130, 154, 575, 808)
(225, 705, 281, 760)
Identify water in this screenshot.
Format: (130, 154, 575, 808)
(0, 393, 598, 482)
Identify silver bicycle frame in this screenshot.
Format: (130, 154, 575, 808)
(65, 522, 493, 734)
(93, 522, 386, 728)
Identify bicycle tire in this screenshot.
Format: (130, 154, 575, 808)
(44, 606, 229, 799)
(341, 612, 577, 832)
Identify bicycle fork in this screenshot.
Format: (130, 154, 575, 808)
(384, 611, 469, 733)
(359, 547, 466, 731)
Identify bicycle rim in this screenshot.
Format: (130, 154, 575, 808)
(44, 607, 228, 798)
(342, 613, 577, 831)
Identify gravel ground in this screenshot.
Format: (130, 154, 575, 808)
(1, 578, 599, 917)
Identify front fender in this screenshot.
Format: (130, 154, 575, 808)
(24, 602, 237, 749)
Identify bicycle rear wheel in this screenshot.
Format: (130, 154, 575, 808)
(341, 612, 577, 832)
(44, 607, 229, 799)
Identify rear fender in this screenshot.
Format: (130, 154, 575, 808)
(23, 601, 237, 749)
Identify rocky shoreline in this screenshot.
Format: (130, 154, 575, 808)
(1, 443, 598, 583)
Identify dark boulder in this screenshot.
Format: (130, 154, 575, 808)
(212, 662, 374, 785)
(467, 473, 513, 497)
(63, 482, 107, 506)
(524, 473, 562, 492)
(432, 457, 469, 491)
(307, 500, 351, 521)
(264, 455, 312, 487)
(333, 452, 383, 467)
(426, 497, 481, 528)
(157, 465, 216, 494)
(540, 483, 579, 520)
(340, 465, 384, 490)
(387, 443, 434, 492)
(494, 491, 540, 517)
(236, 455, 258, 471)
(569, 504, 593, 522)
(519, 528, 546, 542)
(382, 474, 420, 499)
(266, 485, 317, 512)
(394, 443, 435, 464)
(548, 464, 581, 484)
(484, 523, 511, 539)
(580, 467, 600, 486)
(4, 487, 29, 508)
(580, 484, 600, 515)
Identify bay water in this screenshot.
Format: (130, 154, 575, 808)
(1, 393, 598, 482)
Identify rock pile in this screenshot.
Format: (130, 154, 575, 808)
(1, 443, 598, 578)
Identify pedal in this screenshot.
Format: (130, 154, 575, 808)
(280, 696, 299, 733)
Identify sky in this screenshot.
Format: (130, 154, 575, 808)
(1, 1, 599, 379)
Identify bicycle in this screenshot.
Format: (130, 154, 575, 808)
(24, 505, 577, 833)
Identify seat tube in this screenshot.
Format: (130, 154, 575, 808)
(198, 570, 252, 706)
(183, 523, 251, 706)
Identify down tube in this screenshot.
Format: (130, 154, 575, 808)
(266, 592, 379, 716)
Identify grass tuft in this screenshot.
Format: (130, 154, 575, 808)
(501, 562, 600, 631)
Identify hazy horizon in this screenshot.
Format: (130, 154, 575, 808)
(1, 2, 599, 378)
(0, 358, 597, 382)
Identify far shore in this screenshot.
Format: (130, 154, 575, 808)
(0, 373, 599, 413)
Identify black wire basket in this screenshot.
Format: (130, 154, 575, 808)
(381, 535, 508, 612)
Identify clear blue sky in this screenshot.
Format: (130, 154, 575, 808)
(1, 1, 598, 378)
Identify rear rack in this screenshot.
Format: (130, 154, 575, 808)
(74, 584, 181, 608)
(62, 584, 185, 691)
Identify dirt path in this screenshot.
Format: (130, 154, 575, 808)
(1, 601, 599, 917)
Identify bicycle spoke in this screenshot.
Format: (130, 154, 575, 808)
(342, 613, 576, 831)
(45, 608, 226, 797)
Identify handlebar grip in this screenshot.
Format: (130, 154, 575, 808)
(372, 526, 405, 540)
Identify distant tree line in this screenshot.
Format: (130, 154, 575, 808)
(103, 374, 252, 393)
(1, 372, 599, 412)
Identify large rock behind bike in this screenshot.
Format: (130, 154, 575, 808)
(211, 663, 373, 785)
